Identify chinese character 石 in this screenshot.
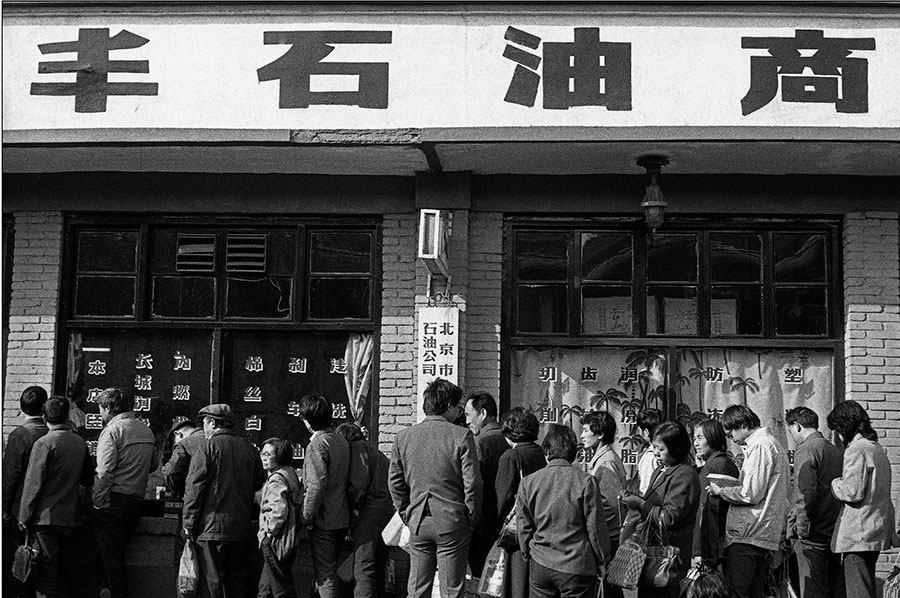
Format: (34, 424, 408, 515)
(423, 337, 437, 349)
(288, 357, 307, 374)
(134, 375, 152, 391)
(245, 415, 262, 432)
(741, 29, 875, 115)
(440, 323, 454, 336)
(135, 353, 153, 369)
(422, 322, 438, 336)
(330, 358, 348, 374)
(705, 367, 724, 383)
(87, 388, 103, 403)
(85, 414, 104, 430)
(620, 367, 638, 383)
(287, 401, 301, 417)
(539, 407, 559, 423)
(30, 28, 159, 113)
(173, 351, 192, 371)
(439, 343, 454, 356)
(621, 448, 637, 466)
(581, 367, 598, 382)
(538, 366, 558, 383)
(87, 360, 106, 376)
(257, 30, 392, 109)
(332, 403, 348, 420)
(243, 386, 262, 402)
(622, 408, 637, 424)
(245, 356, 264, 372)
(503, 26, 631, 111)
(134, 396, 151, 412)
(293, 445, 305, 460)
(172, 385, 191, 401)
(706, 408, 723, 421)
(438, 364, 454, 377)
(422, 364, 437, 376)
(784, 368, 804, 384)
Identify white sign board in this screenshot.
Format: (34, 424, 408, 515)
(416, 306, 459, 422)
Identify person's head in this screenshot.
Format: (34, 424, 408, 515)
(171, 419, 198, 445)
(464, 392, 498, 435)
(261, 437, 294, 472)
(197, 403, 234, 438)
(651, 421, 692, 466)
(335, 422, 366, 443)
(96, 388, 133, 423)
(422, 378, 463, 420)
(43, 396, 70, 426)
(499, 407, 539, 445)
(721, 404, 760, 444)
(20, 386, 48, 417)
(827, 400, 877, 444)
(687, 570, 731, 598)
(637, 408, 665, 440)
(693, 419, 728, 460)
(580, 410, 617, 449)
(298, 395, 332, 432)
(785, 406, 819, 443)
(542, 424, 578, 463)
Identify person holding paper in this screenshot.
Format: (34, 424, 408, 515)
(691, 419, 739, 571)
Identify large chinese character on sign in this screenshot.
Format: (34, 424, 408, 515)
(503, 26, 631, 110)
(257, 30, 392, 109)
(741, 29, 875, 115)
(30, 28, 159, 113)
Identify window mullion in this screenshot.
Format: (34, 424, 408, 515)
(698, 231, 711, 338)
(570, 229, 580, 337)
(763, 231, 775, 338)
(635, 228, 647, 337)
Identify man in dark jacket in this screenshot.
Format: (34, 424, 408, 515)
(786, 407, 845, 598)
(2, 386, 48, 598)
(464, 391, 509, 577)
(182, 404, 266, 598)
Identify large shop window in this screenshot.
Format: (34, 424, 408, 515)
(62, 218, 379, 459)
(506, 219, 840, 473)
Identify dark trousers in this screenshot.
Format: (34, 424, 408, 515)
(842, 552, 878, 598)
(32, 526, 73, 598)
(258, 535, 296, 598)
(407, 517, 471, 598)
(794, 540, 844, 598)
(93, 493, 142, 598)
(351, 506, 392, 598)
(198, 539, 255, 598)
(467, 530, 496, 580)
(726, 543, 769, 598)
(529, 560, 597, 598)
(309, 527, 347, 598)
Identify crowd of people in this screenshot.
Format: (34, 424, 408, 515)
(2, 379, 899, 598)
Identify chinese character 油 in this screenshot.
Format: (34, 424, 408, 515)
(330, 358, 348, 374)
(173, 351, 192, 371)
(31, 28, 159, 113)
(172, 385, 191, 401)
(243, 386, 262, 402)
(581, 367, 598, 382)
(85, 413, 104, 430)
(288, 357, 307, 374)
(245, 415, 262, 432)
(134, 396, 151, 412)
(423, 337, 437, 349)
(538, 366, 558, 383)
(245, 356, 264, 372)
(784, 368, 804, 384)
(741, 29, 875, 115)
(87, 360, 107, 376)
(705, 367, 724, 383)
(134, 375, 152, 391)
(257, 30, 392, 109)
(287, 401, 301, 417)
(503, 26, 631, 111)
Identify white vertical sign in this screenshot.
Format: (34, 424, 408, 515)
(416, 306, 459, 421)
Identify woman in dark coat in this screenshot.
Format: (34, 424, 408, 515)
(691, 419, 739, 570)
(621, 421, 701, 598)
(494, 408, 546, 598)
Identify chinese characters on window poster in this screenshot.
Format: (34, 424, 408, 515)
(416, 307, 459, 421)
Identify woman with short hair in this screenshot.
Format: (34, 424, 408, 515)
(258, 437, 303, 598)
(690, 419, 739, 570)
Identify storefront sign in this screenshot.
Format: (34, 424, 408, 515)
(4, 14, 899, 133)
(416, 306, 459, 421)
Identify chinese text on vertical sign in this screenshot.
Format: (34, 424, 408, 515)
(416, 306, 460, 420)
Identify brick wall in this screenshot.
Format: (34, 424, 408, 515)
(3, 212, 63, 441)
(842, 211, 900, 575)
(465, 212, 503, 400)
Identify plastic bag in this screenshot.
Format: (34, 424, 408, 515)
(381, 511, 410, 553)
(477, 541, 508, 598)
(178, 538, 200, 598)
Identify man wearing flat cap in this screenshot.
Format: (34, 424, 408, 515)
(182, 404, 266, 598)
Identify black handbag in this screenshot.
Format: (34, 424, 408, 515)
(12, 530, 39, 583)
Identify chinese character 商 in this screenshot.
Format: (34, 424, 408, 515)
(741, 29, 875, 115)
(87, 360, 106, 375)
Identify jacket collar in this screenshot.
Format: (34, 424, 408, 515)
(480, 421, 501, 434)
(547, 458, 572, 468)
(797, 430, 824, 447)
(646, 459, 690, 495)
(589, 444, 613, 470)
(210, 427, 236, 439)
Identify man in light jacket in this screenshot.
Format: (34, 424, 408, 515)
(709, 405, 790, 598)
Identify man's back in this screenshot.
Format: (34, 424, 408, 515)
(2, 417, 49, 520)
(474, 423, 509, 533)
(163, 429, 206, 498)
(793, 431, 843, 543)
(19, 429, 92, 526)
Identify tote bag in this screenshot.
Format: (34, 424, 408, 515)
(11, 531, 39, 584)
(638, 514, 680, 588)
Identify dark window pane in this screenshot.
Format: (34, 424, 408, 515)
(308, 278, 371, 319)
(647, 234, 698, 282)
(152, 276, 216, 318)
(710, 234, 762, 282)
(774, 234, 826, 283)
(711, 286, 762, 335)
(517, 285, 568, 333)
(581, 233, 632, 281)
(77, 231, 138, 272)
(776, 288, 828, 336)
(226, 277, 292, 319)
(517, 232, 568, 281)
(582, 286, 632, 334)
(647, 286, 697, 335)
(75, 276, 135, 317)
(310, 232, 372, 273)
